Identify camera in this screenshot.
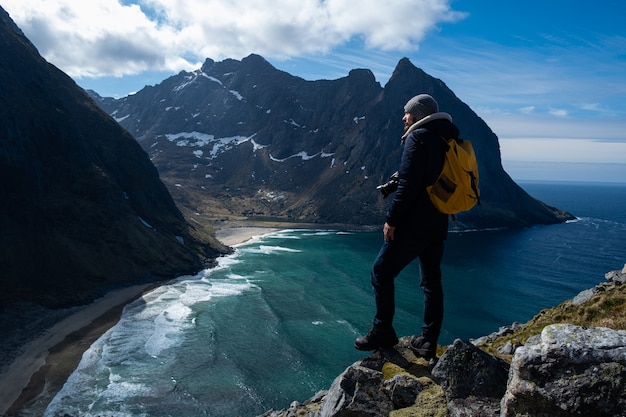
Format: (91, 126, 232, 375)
(376, 171, 399, 198)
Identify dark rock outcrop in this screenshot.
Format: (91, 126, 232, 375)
(432, 339, 509, 416)
(262, 324, 626, 417)
(0, 6, 225, 309)
(90, 55, 574, 229)
(260, 339, 448, 417)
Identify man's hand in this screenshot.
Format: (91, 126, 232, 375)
(383, 222, 395, 242)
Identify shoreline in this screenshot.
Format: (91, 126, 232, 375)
(215, 226, 284, 247)
(0, 284, 154, 416)
(0, 225, 289, 416)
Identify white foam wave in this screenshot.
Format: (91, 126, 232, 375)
(145, 304, 193, 357)
(242, 245, 302, 255)
(301, 231, 334, 237)
(105, 374, 152, 399)
(208, 280, 255, 297)
(265, 231, 302, 240)
(207, 251, 243, 270)
(229, 230, 293, 247)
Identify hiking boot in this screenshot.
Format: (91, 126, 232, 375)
(354, 326, 399, 351)
(409, 335, 437, 359)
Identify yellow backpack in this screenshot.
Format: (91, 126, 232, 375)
(427, 137, 480, 215)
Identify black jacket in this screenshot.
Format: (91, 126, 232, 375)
(385, 114, 460, 242)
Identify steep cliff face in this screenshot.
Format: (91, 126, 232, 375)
(91, 54, 573, 229)
(0, 7, 224, 308)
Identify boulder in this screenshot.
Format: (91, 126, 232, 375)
(318, 363, 393, 417)
(432, 339, 509, 416)
(501, 324, 626, 417)
(605, 263, 626, 284)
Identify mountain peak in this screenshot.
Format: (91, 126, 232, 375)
(242, 53, 271, 65)
(347, 68, 377, 84)
(388, 57, 432, 87)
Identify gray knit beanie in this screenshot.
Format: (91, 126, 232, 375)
(404, 94, 438, 120)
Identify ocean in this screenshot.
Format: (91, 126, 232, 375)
(44, 181, 626, 417)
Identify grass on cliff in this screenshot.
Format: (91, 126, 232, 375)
(480, 282, 626, 360)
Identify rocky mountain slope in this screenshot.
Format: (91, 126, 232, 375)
(90, 54, 574, 229)
(0, 6, 226, 309)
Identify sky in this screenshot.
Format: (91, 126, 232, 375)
(2, 0, 626, 183)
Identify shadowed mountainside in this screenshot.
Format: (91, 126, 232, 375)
(0, 6, 226, 309)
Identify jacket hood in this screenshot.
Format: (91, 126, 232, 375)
(401, 112, 459, 141)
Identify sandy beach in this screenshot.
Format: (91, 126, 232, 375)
(0, 225, 283, 416)
(214, 226, 283, 247)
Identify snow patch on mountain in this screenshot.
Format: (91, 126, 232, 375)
(113, 113, 130, 123)
(230, 90, 243, 100)
(163, 131, 259, 158)
(269, 151, 320, 162)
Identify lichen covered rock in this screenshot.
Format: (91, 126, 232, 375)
(501, 324, 626, 417)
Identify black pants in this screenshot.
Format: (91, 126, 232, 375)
(370, 239, 445, 343)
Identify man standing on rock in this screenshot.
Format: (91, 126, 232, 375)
(355, 94, 459, 359)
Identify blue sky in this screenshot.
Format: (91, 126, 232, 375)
(3, 0, 625, 182)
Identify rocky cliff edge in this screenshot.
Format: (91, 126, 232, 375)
(261, 264, 626, 417)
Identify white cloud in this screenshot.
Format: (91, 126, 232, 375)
(480, 112, 626, 169)
(2, 0, 189, 77)
(1, 0, 464, 78)
(499, 138, 626, 163)
(482, 114, 626, 142)
(501, 160, 626, 183)
(549, 109, 568, 117)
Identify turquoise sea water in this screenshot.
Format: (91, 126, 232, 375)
(45, 181, 626, 417)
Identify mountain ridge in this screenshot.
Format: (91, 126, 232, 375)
(90, 54, 574, 229)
